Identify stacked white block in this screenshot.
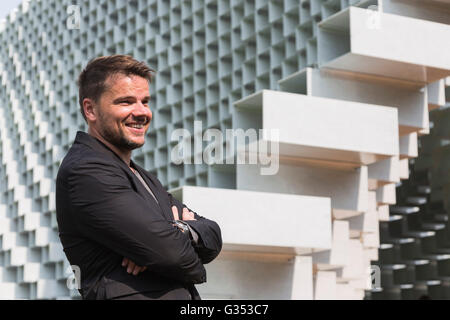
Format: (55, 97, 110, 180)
(234, 90, 399, 166)
(317, 7, 450, 84)
(197, 6, 450, 299)
(172, 185, 331, 299)
(230, 89, 399, 299)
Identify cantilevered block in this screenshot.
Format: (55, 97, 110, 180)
(171, 186, 332, 254)
(378, 205, 390, 222)
(23, 212, 41, 232)
(376, 183, 397, 205)
(318, 7, 450, 84)
(368, 156, 400, 190)
(1, 232, 16, 250)
(23, 263, 40, 283)
(380, 0, 450, 24)
(0, 283, 17, 299)
(234, 90, 399, 166)
(362, 224, 380, 249)
(427, 80, 447, 110)
(196, 258, 297, 299)
(336, 283, 364, 300)
(340, 239, 366, 281)
(399, 158, 410, 180)
(314, 271, 337, 300)
(399, 133, 418, 159)
(291, 256, 314, 300)
(365, 247, 379, 262)
(48, 242, 65, 263)
(347, 192, 378, 237)
(10, 247, 27, 266)
(34, 227, 56, 247)
(312, 220, 350, 269)
(237, 162, 368, 218)
(36, 279, 57, 299)
(279, 68, 429, 135)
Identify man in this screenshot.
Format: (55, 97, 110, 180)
(56, 55, 222, 300)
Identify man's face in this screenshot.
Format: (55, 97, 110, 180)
(93, 74, 152, 151)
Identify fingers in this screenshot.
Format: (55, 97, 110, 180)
(182, 207, 196, 221)
(172, 205, 179, 221)
(122, 258, 147, 276)
(126, 260, 136, 274)
(132, 264, 144, 276)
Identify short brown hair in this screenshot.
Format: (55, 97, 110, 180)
(77, 55, 155, 122)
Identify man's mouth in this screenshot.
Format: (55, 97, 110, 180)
(124, 121, 148, 134)
(126, 123, 145, 129)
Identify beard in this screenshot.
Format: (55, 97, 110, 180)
(98, 113, 145, 151)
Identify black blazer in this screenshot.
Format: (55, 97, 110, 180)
(56, 131, 222, 300)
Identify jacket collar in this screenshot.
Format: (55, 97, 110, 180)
(73, 131, 173, 221)
(74, 131, 128, 164)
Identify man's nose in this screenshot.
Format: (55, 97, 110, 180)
(132, 101, 152, 120)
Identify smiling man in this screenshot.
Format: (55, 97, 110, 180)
(55, 55, 222, 300)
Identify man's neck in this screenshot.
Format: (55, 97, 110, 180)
(87, 128, 132, 167)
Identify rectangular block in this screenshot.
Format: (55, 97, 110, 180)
(380, 0, 450, 25)
(197, 258, 296, 299)
(341, 239, 365, 280)
(279, 68, 429, 135)
(368, 156, 400, 190)
(291, 256, 314, 300)
(427, 79, 447, 110)
(0, 283, 17, 299)
(336, 283, 363, 300)
(378, 205, 390, 222)
(376, 183, 397, 205)
(318, 7, 450, 84)
(313, 220, 350, 269)
(399, 132, 418, 159)
(347, 192, 378, 236)
(172, 186, 332, 254)
(234, 90, 399, 166)
(237, 162, 369, 217)
(399, 158, 410, 180)
(314, 271, 337, 300)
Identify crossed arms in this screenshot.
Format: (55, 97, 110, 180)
(69, 158, 222, 285)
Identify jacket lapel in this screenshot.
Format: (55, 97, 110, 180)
(132, 162, 174, 221)
(129, 165, 163, 214)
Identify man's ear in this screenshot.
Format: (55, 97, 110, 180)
(83, 98, 97, 122)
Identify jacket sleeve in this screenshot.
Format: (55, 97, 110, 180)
(68, 158, 206, 285)
(168, 192, 222, 264)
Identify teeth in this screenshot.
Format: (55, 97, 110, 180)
(128, 124, 144, 129)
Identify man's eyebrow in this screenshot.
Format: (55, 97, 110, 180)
(112, 96, 151, 103)
(113, 96, 135, 103)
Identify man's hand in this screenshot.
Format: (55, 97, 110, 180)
(172, 206, 196, 221)
(121, 257, 147, 276)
